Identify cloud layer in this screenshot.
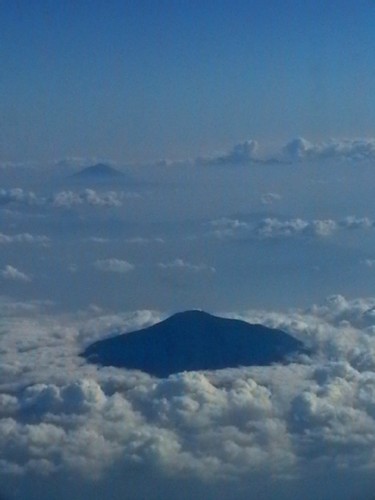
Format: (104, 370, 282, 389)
(1, 296, 375, 499)
(210, 215, 375, 240)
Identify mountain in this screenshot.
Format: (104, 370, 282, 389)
(72, 163, 124, 179)
(82, 310, 306, 377)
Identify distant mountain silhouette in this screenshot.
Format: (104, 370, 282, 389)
(82, 310, 306, 377)
(73, 163, 124, 178)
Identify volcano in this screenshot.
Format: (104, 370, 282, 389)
(82, 310, 306, 377)
(73, 163, 124, 178)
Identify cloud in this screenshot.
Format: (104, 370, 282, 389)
(210, 215, 374, 241)
(260, 192, 282, 205)
(255, 218, 338, 238)
(0, 188, 39, 207)
(197, 140, 260, 166)
(1, 297, 375, 498)
(94, 258, 135, 273)
(283, 137, 375, 162)
(209, 217, 251, 239)
(0, 188, 136, 210)
(1, 265, 31, 282)
(157, 258, 216, 273)
(0, 233, 49, 245)
(52, 189, 124, 208)
(338, 216, 374, 230)
(191, 136, 375, 166)
(125, 237, 165, 245)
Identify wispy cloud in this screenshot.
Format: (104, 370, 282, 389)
(1, 265, 31, 282)
(94, 258, 135, 273)
(158, 258, 216, 273)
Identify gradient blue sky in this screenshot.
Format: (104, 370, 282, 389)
(1, 0, 375, 162)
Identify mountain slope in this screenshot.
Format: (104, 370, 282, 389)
(72, 163, 124, 178)
(82, 310, 306, 377)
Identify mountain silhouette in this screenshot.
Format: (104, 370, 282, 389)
(82, 310, 306, 377)
(73, 163, 124, 178)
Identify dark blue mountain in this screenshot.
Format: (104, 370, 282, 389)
(73, 163, 124, 178)
(82, 310, 306, 377)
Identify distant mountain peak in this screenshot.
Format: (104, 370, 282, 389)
(82, 310, 306, 377)
(73, 163, 123, 178)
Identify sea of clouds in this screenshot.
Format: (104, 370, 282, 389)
(1, 295, 375, 499)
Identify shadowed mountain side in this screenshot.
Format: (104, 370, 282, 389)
(72, 163, 124, 178)
(82, 311, 306, 377)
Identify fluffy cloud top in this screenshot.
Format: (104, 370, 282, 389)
(189, 136, 375, 167)
(198, 140, 259, 166)
(0, 188, 134, 210)
(94, 258, 135, 273)
(52, 189, 124, 208)
(1, 296, 375, 498)
(0, 188, 39, 206)
(256, 218, 338, 238)
(210, 215, 374, 240)
(283, 137, 375, 162)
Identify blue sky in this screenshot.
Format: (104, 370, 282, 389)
(1, 0, 375, 162)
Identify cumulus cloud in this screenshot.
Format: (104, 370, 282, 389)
(339, 216, 374, 230)
(52, 189, 124, 208)
(255, 218, 338, 238)
(158, 258, 216, 273)
(0, 188, 136, 210)
(210, 215, 374, 241)
(209, 217, 251, 239)
(1, 296, 375, 498)
(94, 258, 135, 273)
(197, 140, 260, 166)
(1, 265, 31, 282)
(283, 137, 375, 162)
(0, 188, 39, 207)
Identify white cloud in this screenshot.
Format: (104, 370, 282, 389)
(283, 137, 375, 162)
(158, 258, 216, 273)
(52, 189, 124, 208)
(0, 188, 39, 206)
(94, 258, 135, 273)
(0, 233, 49, 245)
(1, 265, 31, 282)
(235, 217, 337, 239)
(209, 217, 251, 239)
(198, 140, 259, 165)
(1, 297, 375, 498)
(339, 216, 374, 230)
(260, 192, 282, 205)
(0, 188, 136, 210)
(210, 215, 374, 241)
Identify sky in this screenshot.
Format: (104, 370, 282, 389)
(2, 2, 375, 500)
(1, 0, 375, 162)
